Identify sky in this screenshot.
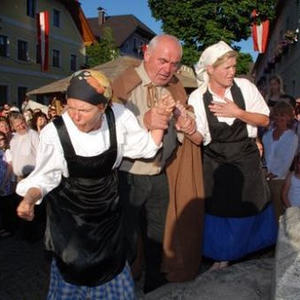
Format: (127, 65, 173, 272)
(80, 0, 258, 61)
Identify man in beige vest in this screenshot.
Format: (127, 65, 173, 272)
(113, 34, 204, 293)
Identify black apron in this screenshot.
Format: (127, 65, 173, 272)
(203, 81, 269, 218)
(44, 107, 125, 286)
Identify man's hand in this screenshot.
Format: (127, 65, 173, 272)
(208, 97, 242, 118)
(144, 106, 170, 130)
(157, 94, 176, 114)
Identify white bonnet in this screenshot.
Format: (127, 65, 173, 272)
(194, 41, 233, 90)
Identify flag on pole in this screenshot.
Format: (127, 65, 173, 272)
(251, 10, 269, 53)
(37, 11, 49, 71)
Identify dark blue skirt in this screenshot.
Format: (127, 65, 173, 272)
(203, 203, 278, 261)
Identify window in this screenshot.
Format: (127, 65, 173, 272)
(18, 40, 28, 61)
(286, 17, 290, 31)
(0, 35, 8, 57)
(70, 54, 77, 71)
(26, 0, 35, 18)
(133, 38, 137, 51)
(36, 44, 41, 64)
(53, 9, 60, 27)
(18, 87, 27, 107)
(52, 49, 60, 67)
(0, 85, 8, 105)
(292, 80, 296, 95)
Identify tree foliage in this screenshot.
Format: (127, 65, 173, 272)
(86, 27, 119, 67)
(236, 52, 253, 75)
(148, 0, 276, 71)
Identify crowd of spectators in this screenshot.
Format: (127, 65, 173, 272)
(259, 75, 300, 221)
(0, 99, 64, 238)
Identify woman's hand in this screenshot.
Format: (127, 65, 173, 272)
(209, 98, 242, 118)
(16, 188, 42, 221)
(174, 102, 196, 135)
(17, 199, 35, 221)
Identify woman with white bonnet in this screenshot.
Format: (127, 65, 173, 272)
(187, 41, 277, 270)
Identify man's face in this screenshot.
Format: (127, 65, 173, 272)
(67, 98, 104, 133)
(208, 57, 236, 89)
(12, 118, 28, 135)
(144, 39, 181, 86)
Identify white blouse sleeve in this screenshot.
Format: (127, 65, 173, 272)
(239, 79, 269, 116)
(188, 89, 211, 145)
(116, 104, 161, 159)
(16, 123, 67, 204)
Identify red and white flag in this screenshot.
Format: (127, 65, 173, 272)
(251, 15, 269, 54)
(37, 11, 49, 72)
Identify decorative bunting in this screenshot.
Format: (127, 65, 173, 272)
(37, 11, 49, 71)
(251, 10, 269, 53)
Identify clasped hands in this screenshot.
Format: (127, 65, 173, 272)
(143, 94, 196, 135)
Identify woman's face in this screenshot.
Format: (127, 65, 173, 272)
(272, 112, 291, 129)
(269, 79, 280, 95)
(0, 134, 6, 149)
(208, 57, 237, 89)
(37, 116, 47, 128)
(0, 121, 10, 135)
(67, 98, 104, 132)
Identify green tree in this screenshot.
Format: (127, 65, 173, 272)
(236, 52, 253, 75)
(148, 0, 276, 71)
(86, 27, 119, 67)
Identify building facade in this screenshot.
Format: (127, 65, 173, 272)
(88, 8, 156, 59)
(253, 0, 300, 97)
(0, 0, 94, 106)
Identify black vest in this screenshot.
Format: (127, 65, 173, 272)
(202, 81, 269, 217)
(44, 107, 125, 286)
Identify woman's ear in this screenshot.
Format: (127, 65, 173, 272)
(97, 103, 107, 113)
(206, 65, 214, 76)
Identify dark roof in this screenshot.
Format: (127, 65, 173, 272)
(87, 14, 156, 47)
(27, 56, 197, 96)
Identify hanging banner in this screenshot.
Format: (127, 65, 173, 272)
(251, 11, 269, 53)
(37, 11, 49, 71)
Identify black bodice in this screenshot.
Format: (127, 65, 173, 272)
(45, 107, 126, 286)
(202, 82, 269, 217)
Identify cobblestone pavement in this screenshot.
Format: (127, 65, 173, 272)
(0, 233, 50, 300)
(0, 229, 274, 300)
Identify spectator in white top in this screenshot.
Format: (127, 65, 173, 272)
(8, 112, 39, 180)
(262, 101, 298, 220)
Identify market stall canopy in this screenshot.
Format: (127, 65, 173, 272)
(27, 56, 197, 96)
(24, 100, 48, 114)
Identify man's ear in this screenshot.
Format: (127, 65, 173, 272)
(144, 49, 150, 63)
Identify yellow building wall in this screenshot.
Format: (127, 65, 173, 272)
(0, 0, 86, 105)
